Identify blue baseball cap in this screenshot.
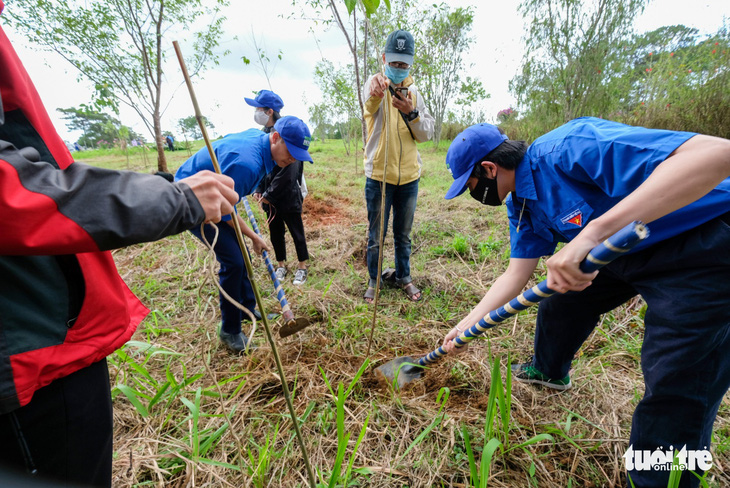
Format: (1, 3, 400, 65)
(274, 116, 313, 163)
(445, 124, 508, 200)
(244, 89, 284, 113)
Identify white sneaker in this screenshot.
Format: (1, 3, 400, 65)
(293, 268, 308, 285)
(275, 267, 287, 281)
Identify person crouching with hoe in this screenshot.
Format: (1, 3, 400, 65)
(441, 118, 730, 488)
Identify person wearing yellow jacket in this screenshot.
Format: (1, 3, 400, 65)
(362, 29, 434, 303)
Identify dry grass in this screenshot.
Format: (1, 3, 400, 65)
(96, 144, 730, 487)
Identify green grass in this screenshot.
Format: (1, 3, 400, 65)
(78, 141, 730, 487)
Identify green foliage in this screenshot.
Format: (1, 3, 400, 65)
(246, 422, 281, 487)
(319, 360, 372, 487)
(402, 3, 485, 147)
(510, 0, 730, 139)
(7, 0, 229, 171)
(312, 60, 363, 155)
(461, 356, 555, 487)
(57, 105, 138, 148)
(450, 234, 469, 257)
(615, 27, 730, 137)
(512, 0, 647, 131)
(177, 115, 214, 141)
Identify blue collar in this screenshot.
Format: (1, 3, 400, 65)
(513, 154, 537, 201)
(261, 132, 275, 173)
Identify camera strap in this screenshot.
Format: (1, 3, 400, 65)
(388, 85, 416, 141)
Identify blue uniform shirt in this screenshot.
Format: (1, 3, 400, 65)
(507, 117, 730, 259)
(175, 130, 275, 220)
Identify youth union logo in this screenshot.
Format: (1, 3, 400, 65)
(623, 445, 713, 472)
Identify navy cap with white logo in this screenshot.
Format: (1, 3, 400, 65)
(274, 116, 313, 163)
(384, 30, 414, 66)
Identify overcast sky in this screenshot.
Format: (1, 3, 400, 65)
(3, 0, 728, 142)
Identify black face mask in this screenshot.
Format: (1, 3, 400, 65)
(470, 174, 502, 206)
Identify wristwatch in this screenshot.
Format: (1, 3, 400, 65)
(407, 109, 419, 122)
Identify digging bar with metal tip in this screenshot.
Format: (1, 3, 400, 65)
(172, 41, 317, 488)
(375, 221, 650, 389)
(241, 197, 311, 338)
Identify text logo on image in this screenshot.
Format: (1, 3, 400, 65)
(623, 445, 713, 472)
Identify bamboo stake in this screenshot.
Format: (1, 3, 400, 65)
(173, 41, 317, 488)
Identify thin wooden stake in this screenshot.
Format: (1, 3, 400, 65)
(173, 40, 317, 488)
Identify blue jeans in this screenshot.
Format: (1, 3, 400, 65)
(189, 222, 256, 335)
(365, 177, 419, 287)
(531, 214, 730, 488)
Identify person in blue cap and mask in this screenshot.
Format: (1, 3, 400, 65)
(362, 29, 434, 304)
(247, 90, 311, 286)
(175, 115, 314, 353)
(440, 118, 730, 488)
(245, 89, 284, 133)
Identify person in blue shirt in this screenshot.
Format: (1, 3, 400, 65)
(175, 116, 313, 353)
(441, 117, 730, 487)
(246, 89, 311, 286)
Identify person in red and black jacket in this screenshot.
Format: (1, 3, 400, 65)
(0, 3, 238, 486)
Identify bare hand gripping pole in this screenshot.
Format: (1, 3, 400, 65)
(173, 41, 317, 488)
(375, 221, 650, 388)
(241, 197, 311, 337)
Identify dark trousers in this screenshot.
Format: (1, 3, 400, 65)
(0, 359, 113, 487)
(365, 177, 419, 287)
(263, 206, 309, 263)
(533, 214, 730, 488)
(190, 222, 256, 335)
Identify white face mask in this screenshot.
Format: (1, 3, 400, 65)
(254, 109, 269, 126)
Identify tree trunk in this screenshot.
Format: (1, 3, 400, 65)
(154, 114, 168, 172)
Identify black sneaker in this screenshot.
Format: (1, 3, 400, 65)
(242, 309, 262, 322)
(219, 330, 252, 354)
(511, 362, 572, 390)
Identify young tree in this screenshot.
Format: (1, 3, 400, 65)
(177, 115, 214, 141)
(511, 0, 646, 133)
(410, 4, 483, 146)
(308, 103, 334, 142)
(241, 28, 283, 90)
(290, 0, 389, 148)
(6, 0, 228, 172)
(57, 105, 137, 148)
(356, 2, 486, 146)
(313, 60, 362, 156)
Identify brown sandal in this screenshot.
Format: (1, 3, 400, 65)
(364, 286, 376, 303)
(402, 282, 422, 302)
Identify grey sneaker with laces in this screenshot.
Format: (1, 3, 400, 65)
(274, 267, 287, 281)
(293, 268, 308, 285)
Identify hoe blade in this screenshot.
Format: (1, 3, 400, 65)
(279, 317, 313, 338)
(374, 356, 425, 389)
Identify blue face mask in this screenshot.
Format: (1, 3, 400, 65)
(385, 65, 410, 84)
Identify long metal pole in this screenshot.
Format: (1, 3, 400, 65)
(241, 197, 295, 325)
(421, 221, 649, 366)
(173, 41, 317, 488)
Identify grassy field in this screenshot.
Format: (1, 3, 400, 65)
(77, 139, 730, 487)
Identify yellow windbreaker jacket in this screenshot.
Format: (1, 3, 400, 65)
(363, 74, 435, 185)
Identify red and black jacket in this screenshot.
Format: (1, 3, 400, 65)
(0, 2, 206, 414)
